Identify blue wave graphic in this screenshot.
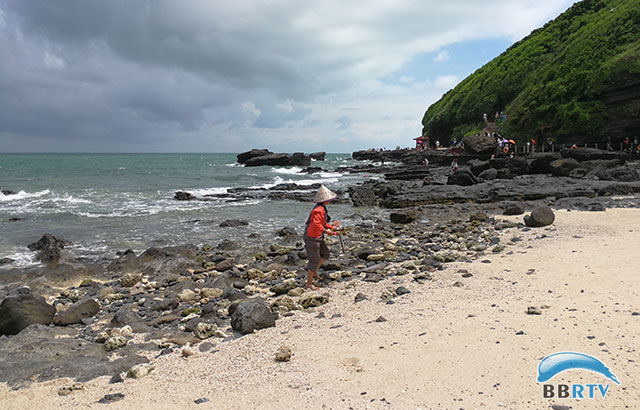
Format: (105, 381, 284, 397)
(537, 352, 620, 384)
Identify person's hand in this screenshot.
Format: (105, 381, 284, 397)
(326, 229, 338, 236)
(333, 220, 341, 227)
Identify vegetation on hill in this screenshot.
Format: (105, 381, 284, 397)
(421, 0, 640, 145)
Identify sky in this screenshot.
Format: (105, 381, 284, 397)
(0, 0, 577, 153)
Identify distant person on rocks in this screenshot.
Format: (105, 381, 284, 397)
(483, 113, 488, 126)
(424, 158, 429, 166)
(303, 185, 340, 289)
(435, 140, 440, 148)
(451, 159, 459, 173)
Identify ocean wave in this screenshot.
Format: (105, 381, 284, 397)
(189, 187, 230, 196)
(0, 250, 39, 269)
(225, 163, 244, 167)
(0, 189, 51, 202)
(272, 166, 302, 175)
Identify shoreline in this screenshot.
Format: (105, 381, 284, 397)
(1, 207, 639, 409)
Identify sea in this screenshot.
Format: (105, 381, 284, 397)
(0, 153, 378, 269)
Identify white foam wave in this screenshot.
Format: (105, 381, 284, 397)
(272, 167, 302, 175)
(118, 167, 127, 170)
(189, 187, 230, 196)
(0, 189, 51, 202)
(225, 163, 244, 167)
(0, 250, 39, 268)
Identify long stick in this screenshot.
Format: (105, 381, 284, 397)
(338, 234, 345, 254)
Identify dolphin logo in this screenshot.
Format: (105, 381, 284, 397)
(537, 352, 620, 385)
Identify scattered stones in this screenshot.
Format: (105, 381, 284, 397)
(275, 345, 292, 362)
(127, 363, 154, 379)
(178, 289, 198, 302)
(201, 288, 224, 299)
(354, 293, 367, 303)
(110, 374, 124, 384)
(375, 316, 387, 323)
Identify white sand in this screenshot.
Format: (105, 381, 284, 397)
(1, 208, 639, 410)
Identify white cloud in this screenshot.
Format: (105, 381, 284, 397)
(433, 50, 451, 63)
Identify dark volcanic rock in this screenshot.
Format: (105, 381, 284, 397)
(276, 227, 297, 237)
(504, 202, 526, 215)
(0, 257, 15, 266)
(219, 219, 249, 228)
(245, 153, 291, 167)
(0, 325, 148, 389)
(385, 165, 431, 180)
(561, 147, 627, 162)
(310, 152, 326, 161)
(27, 234, 71, 265)
(349, 184, 378, 207)
(549, 158, 580, 177)
(1, 189, 17, 195)
(447, 169, 478, 186)
(0, 289, 56, 335)
(390, 211, 416, 224)
(478, 168, 498, 181)
(462, 134, 495, 155)
(174, 191, 196, 201)
(524, 206, 555, 227)
(230, 298, 276, 334)
(53, 298, 101, 326)
(528, 153, 562, 174)
(237, 149, 272, 164)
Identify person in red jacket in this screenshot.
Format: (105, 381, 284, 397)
(303, 185, 340, 289)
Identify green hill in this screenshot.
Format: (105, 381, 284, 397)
(421, 0, 640, 146)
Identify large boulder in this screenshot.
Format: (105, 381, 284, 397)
(524, 206, 555, 227)
(53, 298, 100, 326)
(310, 152, 326, 161)
(390, 211, 416, 224)
(462, 134, 495, 155)
(230, 298, 276, 334)
(0, 289, 56, 335)
(237, 149, 272, 164)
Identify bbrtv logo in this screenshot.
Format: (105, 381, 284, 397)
(537, 352, 620, 399)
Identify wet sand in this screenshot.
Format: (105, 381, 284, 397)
(1, 208, 639, 410)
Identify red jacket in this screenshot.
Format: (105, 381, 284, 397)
(305, 205, 335, 238)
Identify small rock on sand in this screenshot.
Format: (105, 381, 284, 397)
(127, 363, 154, 379)
(275, 345, 292, 362)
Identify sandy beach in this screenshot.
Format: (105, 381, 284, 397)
(1, 207, 639, 410)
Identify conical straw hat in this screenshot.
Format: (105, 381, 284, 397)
(313, 185, 337, 203)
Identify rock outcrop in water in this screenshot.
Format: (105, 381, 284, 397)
(236, 149, 311, 167)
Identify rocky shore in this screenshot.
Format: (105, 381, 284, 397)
(1, 147, 639, 407)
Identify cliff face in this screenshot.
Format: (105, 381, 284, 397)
(422, 0, 640, 145)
